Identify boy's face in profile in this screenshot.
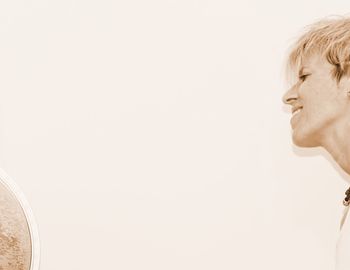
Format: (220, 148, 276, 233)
(283, 53, 350, 148)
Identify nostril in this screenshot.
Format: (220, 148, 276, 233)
(285, 97, 297, 104)
(282, 95, 289, 104)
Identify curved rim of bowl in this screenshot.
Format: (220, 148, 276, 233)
(0, 167, 40, 270)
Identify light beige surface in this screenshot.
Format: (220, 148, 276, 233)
(0, 1, 350, 270)
(0, 182, 31, 270)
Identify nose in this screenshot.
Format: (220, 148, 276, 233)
(282, 85, 298, 105)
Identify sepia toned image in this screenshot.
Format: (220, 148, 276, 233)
(3, 0, 350, 269)
(282, 16, 350, 270)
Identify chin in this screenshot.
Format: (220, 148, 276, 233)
(292, 129, 320, 148)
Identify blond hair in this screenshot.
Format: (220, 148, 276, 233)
(287, 15, 350, 84)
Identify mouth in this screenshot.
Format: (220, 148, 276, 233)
(290, 107, 303, 128)
(292, 106, 303, 115)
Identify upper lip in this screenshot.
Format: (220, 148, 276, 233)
(292, 106, 303, 114)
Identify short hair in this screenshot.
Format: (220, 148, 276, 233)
(286, 15, 350, 84)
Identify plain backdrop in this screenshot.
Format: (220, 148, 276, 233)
(0, 1, 349, 269)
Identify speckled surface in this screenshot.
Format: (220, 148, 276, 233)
(0, 182, 31, 270)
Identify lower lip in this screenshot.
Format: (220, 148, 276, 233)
(290, 110, 302, 128)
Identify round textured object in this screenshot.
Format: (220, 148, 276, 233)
(0, 169, 39, 270)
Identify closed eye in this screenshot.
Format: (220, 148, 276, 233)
(299, 74, 310, 82)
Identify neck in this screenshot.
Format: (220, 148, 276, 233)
(322, 121, 350, 175)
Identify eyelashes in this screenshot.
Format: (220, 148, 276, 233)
(299, 74, 310, 82)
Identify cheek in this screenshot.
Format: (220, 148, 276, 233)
(300, 103, 326, 127)
(303, 104, 339, 128)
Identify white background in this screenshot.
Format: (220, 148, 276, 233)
(0, 1, 349, 269)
